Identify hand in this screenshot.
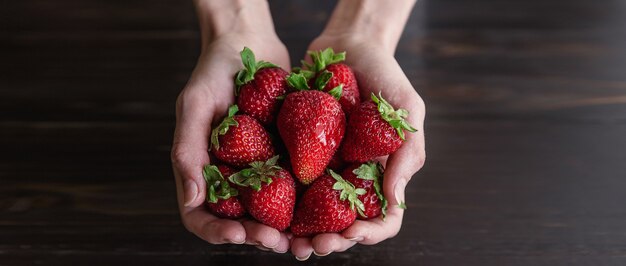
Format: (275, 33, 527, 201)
(171, 0, 292, 253)
(290, 3, 425, 258)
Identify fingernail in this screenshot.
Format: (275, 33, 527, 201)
(272, 247, 288, 254)
(183, 180, 198, 206)
(313, 250, 331, 257)
(394, 179, 407, 206)
(346, 236, 364, 242)
(230, 238, 246, 244)
(256, 246, 270, 251)
(295, 254, 311, 261)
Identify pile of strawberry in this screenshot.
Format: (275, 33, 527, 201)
(203, 47, 416, 237)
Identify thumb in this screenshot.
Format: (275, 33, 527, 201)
(172, 145, 209, 208)
(382, 134, 425, 208)
(171, 90, 214, 209)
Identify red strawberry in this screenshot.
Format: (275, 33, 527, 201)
(203, 164, 245, 219)
(342, 162, 387, 219)
(341, 93, 417, 162)
(291, 170, 366, 237)
(235, 47, 289, 125)
(229, 156, 296, 231)
(277, 90, 345, 184)
(211, 105, 275, 167)
(307, 48, 361, 115)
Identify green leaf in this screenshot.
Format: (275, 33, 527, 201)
(257, 61, 277, 70)
(353, 161, 388, 219)
(227, 105, 239, 117)
(286, 73, 310, 91)
(398, 201, 407, 209)
(203, 164, 239, 203)
(328, 85, 343, 100)
(234, 47, 277, 89)
(314, 71, 333, 90)
(329, 169, 366, 214)
(210, 105, 239, 150)
(371, 92, 418, 141)
(266, 155, 279, 166)
(227, 156, 282, 192)
(307, 48, 346, 73)
(207, 185, 217, 203)
(353, 162, 380, 181)
(300, 60, 313, 71)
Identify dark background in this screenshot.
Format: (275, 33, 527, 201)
(2, 0, 626, 265)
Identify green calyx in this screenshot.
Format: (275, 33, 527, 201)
(286, 72, 311, 91)
(354, 161, 388, 219)
(371, 92, 417, 140)
(211, 105, 239, 150)
(307, 48, 346, 73)
(329, 169, 367, 217)
(234, 47, 278, 94)
(203, 165, 239, 204)
(287, 70, 342, 100)
(229, 155, 282, 191)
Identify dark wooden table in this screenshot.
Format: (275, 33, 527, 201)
(2, 0, 626, 265)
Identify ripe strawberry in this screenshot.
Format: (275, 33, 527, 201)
(203, 164, 245, 219)
(235, 47, 289, 125)
(342, 162, 388, 220)
(211, 105, 275, 167)
(298, 48, 361, 115)
(341, 93, 417, 162)
(229, 156, 296, 231)
(291, 170, 366, 237)
(277, 90, 346, 184)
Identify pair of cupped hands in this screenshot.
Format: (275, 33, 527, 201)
(171, 29, 426, 260)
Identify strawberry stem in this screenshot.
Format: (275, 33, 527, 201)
(203, 165, 239, 203)
(211, 105, 239, 150)
(329, 169, 367, 217)
(371, 92, 417, 140)
(229, 156, 282, 191)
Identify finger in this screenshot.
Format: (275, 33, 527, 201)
(384, 93, 426, 207)
(271, 233, 290, 254)
(311, 233, 357, 256)
(290, 237, 314, 261)
(383, 109, 426, 205)
(341, 204, 404, 245)
(171, 89, 216, 208)
(182, 208, 246, 244)
(242, 220, 281, 249)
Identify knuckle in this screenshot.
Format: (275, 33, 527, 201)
(170, 145, 186, 166)
(416, 152, 426, 169)
(389, 227, 401, 239)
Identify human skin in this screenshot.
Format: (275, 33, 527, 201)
(171, 0, 292, 253)
(289, 0, 425, 260)
(172, 0, 426, 258)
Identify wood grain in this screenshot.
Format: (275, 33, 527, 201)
(2, 0, 626, 265)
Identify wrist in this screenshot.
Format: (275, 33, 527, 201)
(321, 0, 416, 53)
(194, 0, 276, 44)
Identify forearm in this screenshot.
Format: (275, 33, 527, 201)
(322, 0, 417, 52)
(193, 0, 275, 45)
